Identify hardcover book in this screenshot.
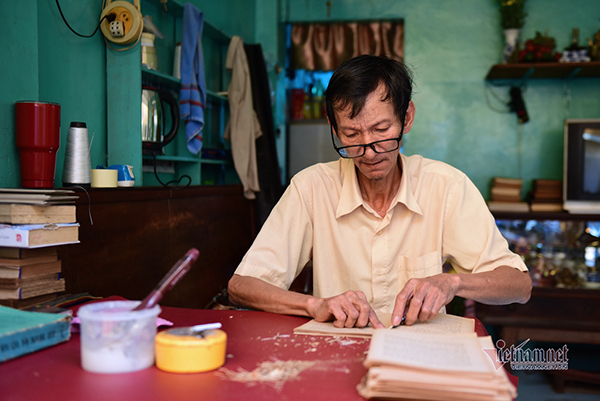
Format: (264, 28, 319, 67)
(0, 305, 71, 363)
(0, 293, 60, 310)
(0, 255, 59, 267)
(0, 246, 58, 260)
(0, 188, 78, 206)
(0, 223, 79, 248)
(0, 260, 62, 279)
(486, 201, 530, 213)
(0, 276, 65, 300)
(0, 204, 76, 225)
(493, 177, 522, 188)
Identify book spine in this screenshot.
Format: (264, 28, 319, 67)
(494, 178, 523, 187)
(0, 319, 71, 362)
(491, 187, 521, 196)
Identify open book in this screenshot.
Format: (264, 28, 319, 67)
(293, 312, 475, 337)
(358, 330, 516, 400)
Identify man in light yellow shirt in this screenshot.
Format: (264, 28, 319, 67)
(228, 55, 532, 329)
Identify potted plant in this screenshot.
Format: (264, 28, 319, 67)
(496, 0, 528, 63)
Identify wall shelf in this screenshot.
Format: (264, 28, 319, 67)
(107, 0, 235, 187)
(485, 61, 600, 80)
(200, 158, 230, 165)
(143, 154, 201, 163)
(207, 89, 228, 102)
(142, 66, 180, 89)
(492, 211, 600, 221)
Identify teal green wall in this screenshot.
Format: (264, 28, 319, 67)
(1, 1, 41, 188)
(275, 0, 600, 198)
(0, 1, 107, 188)
(39, 0, 108, 180)
(0, 0, 255, 188)
(2, 0, 599, 201)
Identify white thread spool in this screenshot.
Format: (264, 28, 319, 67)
(62, 122, 92, 186)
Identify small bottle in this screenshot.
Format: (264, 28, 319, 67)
(565, 28, 583, 51)
(303, 86, 313, 119)
(311, 80, 324, 119)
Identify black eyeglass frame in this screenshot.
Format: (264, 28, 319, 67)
(330, 123, 405, 159)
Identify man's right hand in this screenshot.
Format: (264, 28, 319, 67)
(307, 290, 385, 329)
(228, 275, 384, 329)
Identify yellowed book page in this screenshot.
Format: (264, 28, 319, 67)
(0, 204, 76, 224)
(368, 365, 503, 391)
(365, 370, 514, 400)
(365, 330, 493, 374)
(478, 336, 517, 398)
(357, 385, 507, 401)
(293, 312, 474, 337)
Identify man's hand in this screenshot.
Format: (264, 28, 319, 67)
(392, 274, 460, 326)
(308, 290, 385, 329)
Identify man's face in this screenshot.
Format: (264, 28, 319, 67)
(334, 85, 404, 182)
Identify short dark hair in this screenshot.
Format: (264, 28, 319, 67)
(325, 55, 413, 133)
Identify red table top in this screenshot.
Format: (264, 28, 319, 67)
(0, 298, 517, 401)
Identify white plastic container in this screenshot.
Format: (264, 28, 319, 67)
(78, 300, 161, 374)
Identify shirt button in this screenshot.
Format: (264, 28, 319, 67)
(376, 270, 383, 276)
(376, 230, 382, 235)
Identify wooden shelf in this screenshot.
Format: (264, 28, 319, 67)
(143, 154, 200, 163)
(200, 158, 230, 165)
(142, 67, 181, 89)
(206, 90, 228, 102)
(492, 211, 600, 221)
(485, 61, 600, 80)
(108, 0, 234, 187)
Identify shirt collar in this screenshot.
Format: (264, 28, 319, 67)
(336, 153, 423, 218)
(396, 153, 423, 215)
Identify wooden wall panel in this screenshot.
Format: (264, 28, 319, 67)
(57, 185, 256, 309)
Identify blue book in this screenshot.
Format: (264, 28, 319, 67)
(0, 306, 71, 363)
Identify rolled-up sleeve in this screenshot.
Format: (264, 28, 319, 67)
(234, 178, 314, 289)
(442, 175, 527, 274)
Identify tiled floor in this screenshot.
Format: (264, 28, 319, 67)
(515, 370, 600, 401)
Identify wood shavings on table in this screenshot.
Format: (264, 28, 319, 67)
(260, 332, 290, 341)
(219, 359, 317, 391)
(324, 336, 369, 347)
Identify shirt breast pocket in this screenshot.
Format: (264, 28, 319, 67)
(400, 250, 443, 280)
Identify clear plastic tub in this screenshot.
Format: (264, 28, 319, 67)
(78, 300, 161, 373)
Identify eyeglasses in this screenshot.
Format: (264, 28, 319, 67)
(330, 125, 404, 159)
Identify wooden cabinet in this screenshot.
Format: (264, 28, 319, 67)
(106, 0, 236, 186)
(476, 286, 600, 346)
(478, 211, 600, 343)
(57, 185, 256, 309)
(479, 211, 600, 340)
(478, 211, 600, 388)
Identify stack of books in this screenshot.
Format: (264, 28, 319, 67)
(0, 247, 65, 308)
(529, 179, 563, 212)
(0, 189, 79, 309)
(486, 177, 529, 212)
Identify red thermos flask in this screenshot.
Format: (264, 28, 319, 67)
(15, 101, 61, 188)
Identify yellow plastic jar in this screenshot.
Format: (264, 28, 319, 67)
(155, 327, 227, 373)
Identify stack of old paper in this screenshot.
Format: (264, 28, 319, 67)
(294, 313, 516, 400)
(358, 326, 516, 400)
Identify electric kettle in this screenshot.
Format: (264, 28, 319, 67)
(142, 86, 179, 155)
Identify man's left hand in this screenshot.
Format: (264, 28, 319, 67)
(392, 274, 460, 326)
